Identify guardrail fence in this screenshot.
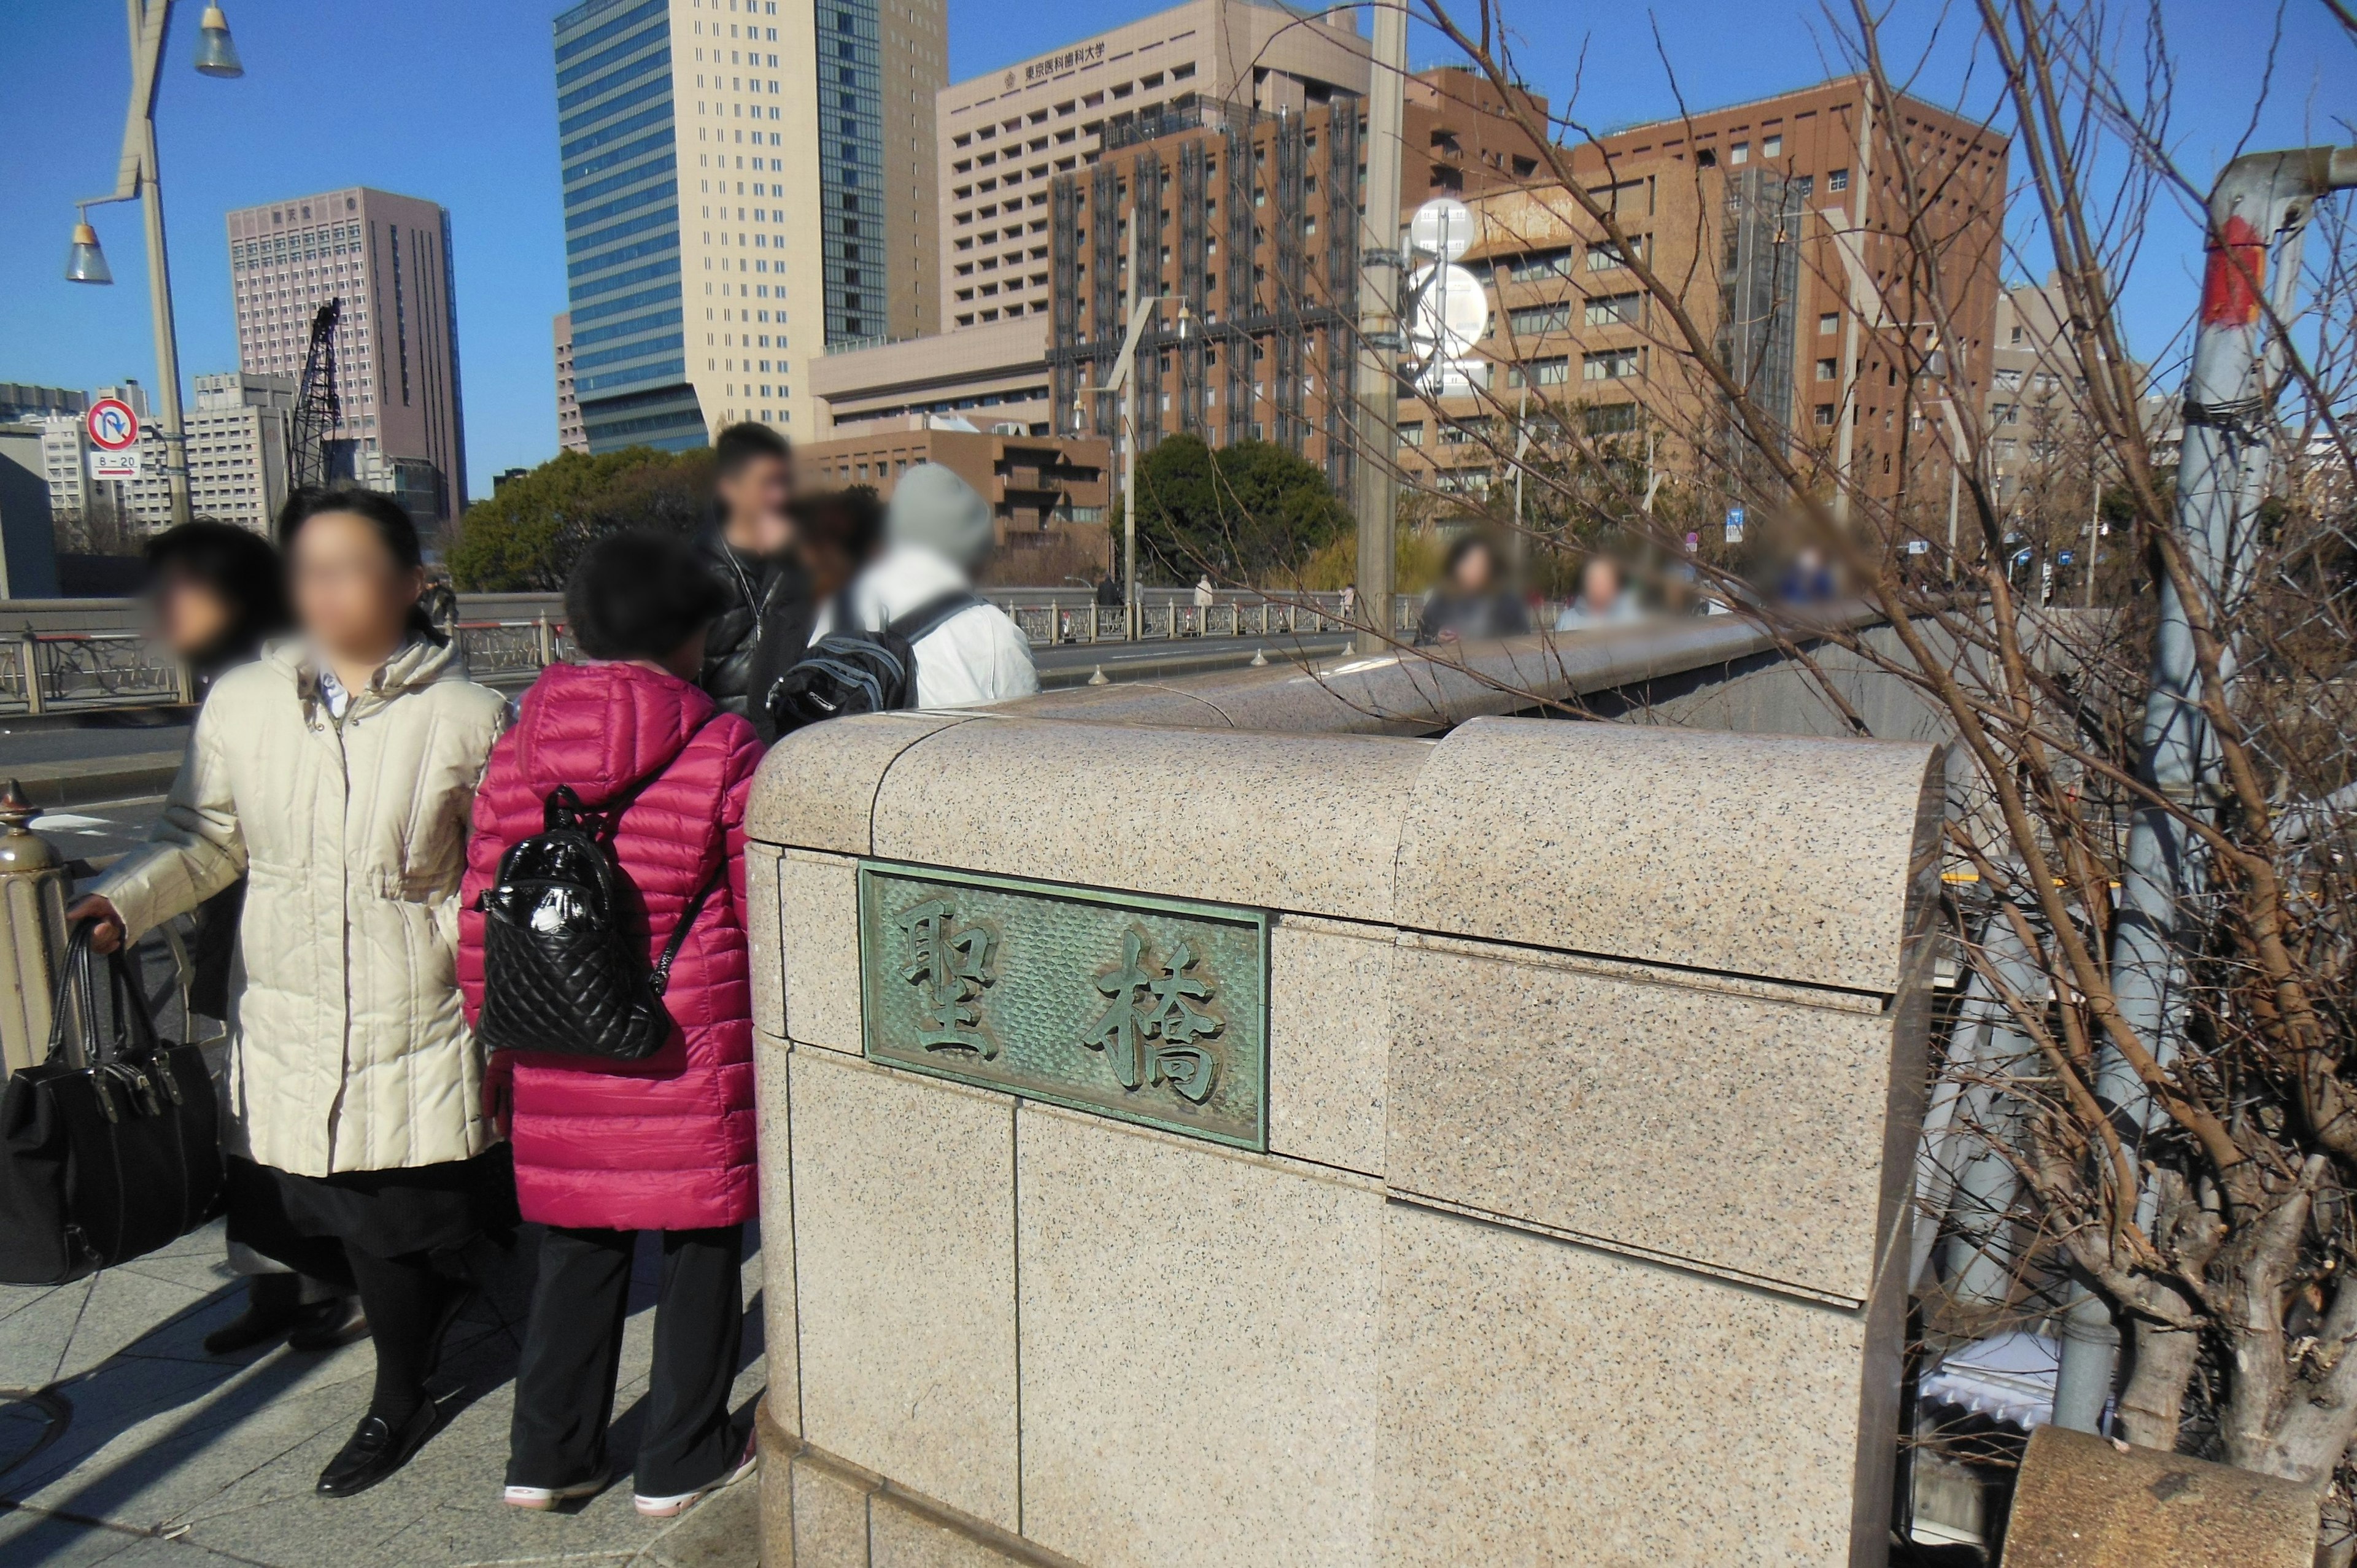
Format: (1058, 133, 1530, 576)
(0, 591, 1413, 717)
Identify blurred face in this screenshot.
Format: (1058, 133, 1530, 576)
(289, 511, 425, 662)
(716, 454, 795, 556)
(1581, 558, 1622, 606)
(803, 534, 857, 598)
(149, 568, 236, 660)
(1452, 543, 1497, 593)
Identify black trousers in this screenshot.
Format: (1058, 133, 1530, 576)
(507, 1224, 746, 1496)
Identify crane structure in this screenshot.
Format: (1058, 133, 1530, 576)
(287, 298, 343, 495)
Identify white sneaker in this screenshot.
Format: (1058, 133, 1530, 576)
(503, 1474, 605, 1510)
(632, 1439, 757, 1518)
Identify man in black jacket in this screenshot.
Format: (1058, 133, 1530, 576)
(694, 422, 797, 717)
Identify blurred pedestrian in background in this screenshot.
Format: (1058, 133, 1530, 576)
(693, 423, 798, 720)
(137, 521, 362, 1356)
(460, 531, 763, 1518)
(745, 487, 884, 744)
(1778, 545, 1840, 604)
(813, 463, 1039, 707)
(1554, 555, 1643, 630)
(1415, 533, 1530, 646)
(69, 489, 513, 1500)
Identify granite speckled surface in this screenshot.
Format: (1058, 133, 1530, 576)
(869, 719, 1433, 923)
(754, 1033, 800, 1435)
(746, 844, 786, 1039)
(1393, 716, 1938, 993)
(870, 1491, 1017, 1568)
(1015, 1104, 1382, 1568)
(780, 846, 864, 1054)
(1376, 1202, 1871, 1568)
(1268, 915, 1394, 1175)
(1384, 933, 1901, 1305)
(789, 1049, 1020, 1532)
(792, 1452, 875, 1566)
(753, 711, 975, 852)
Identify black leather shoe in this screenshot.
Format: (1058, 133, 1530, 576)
(316, 1402, 444, 1497)
(203, 1276, 305, 1356)
(284, 1297, 366, 1352)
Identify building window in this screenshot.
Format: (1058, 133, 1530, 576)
(1507, 302, 1573, 336)
(1584, 293, 1642, 328)
(1764, 134, 1782, 158)
(1828, 168, 1849, 191)
(1583, 349, 1640, 381)
(1730, 141, 1750, 166)
(1819, 312, 1838, 335)
(1502, 247, 1575, 283)
(1586, 238, 1641, 272)
(1815, 358, 1838, 380)
(1814, 403, 1836, 427)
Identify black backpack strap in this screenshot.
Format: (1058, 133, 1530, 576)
(649, 866, 726, 998)
(887, 589, 980, 645)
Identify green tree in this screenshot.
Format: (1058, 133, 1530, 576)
(1120, 434, 1351, 585)
(446, 446, 713, 590)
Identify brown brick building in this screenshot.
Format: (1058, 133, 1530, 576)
(1047, 67, 1555, 492)
(1398, 77, 2009, 521)
(795, 422, 1112, 568)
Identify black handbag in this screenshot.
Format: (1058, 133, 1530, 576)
(0, 927, 226, 1286)
(474, 782, 722, 1061)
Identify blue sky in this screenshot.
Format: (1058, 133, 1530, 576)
(1, 2, 2347, 502)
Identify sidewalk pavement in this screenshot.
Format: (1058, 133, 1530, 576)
(0, 1219, 767, 1568)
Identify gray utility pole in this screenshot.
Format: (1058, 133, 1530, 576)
(2050, 144, 2357, 1433)
(1349, 0, 1408, 655)
(1101, 222, 1193, 639)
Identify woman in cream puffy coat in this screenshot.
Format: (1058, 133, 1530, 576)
(75, 490, 509, 1500)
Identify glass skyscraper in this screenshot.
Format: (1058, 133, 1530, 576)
(552, 0, 943, 452)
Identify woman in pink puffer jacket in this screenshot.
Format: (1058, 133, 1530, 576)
(457, 531, 765, 1520)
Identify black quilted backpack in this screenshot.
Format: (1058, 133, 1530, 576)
(474, 779, 720, 1060)
(764, 587, 978, 736)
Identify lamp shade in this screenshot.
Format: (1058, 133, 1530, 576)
(65, 222, 112, 285)
(193, 6, 244, 77)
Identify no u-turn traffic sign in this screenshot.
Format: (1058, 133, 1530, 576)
(87, 396, 141, 480)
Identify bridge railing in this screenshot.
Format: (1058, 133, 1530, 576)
(0, 631, 192, 716)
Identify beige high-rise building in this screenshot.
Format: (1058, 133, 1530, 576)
(226, 187, 467, 523)
(552, 0, 945, 452)
(935, 0, 1371, 331)
(554, 313, 589, 453)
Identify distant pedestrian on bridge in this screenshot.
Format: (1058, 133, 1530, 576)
(70, 489, 513, 1502)
(1554, 555, 1643, 631)
(1414, 534, 1530, 646)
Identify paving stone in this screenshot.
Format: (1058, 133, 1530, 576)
(0, 1504, 147, 1567)
(0, 1221, 770, 1568)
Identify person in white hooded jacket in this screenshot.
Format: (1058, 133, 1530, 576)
(810, 462, 1039, 708)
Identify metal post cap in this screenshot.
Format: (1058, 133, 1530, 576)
(0, 781, 62, 874)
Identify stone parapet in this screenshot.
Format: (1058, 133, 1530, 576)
(747, 709, 1941, 1567)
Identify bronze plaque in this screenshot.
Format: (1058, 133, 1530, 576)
(857, 861, 1269, 1149)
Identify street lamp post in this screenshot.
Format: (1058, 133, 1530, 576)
(63, 1, 245, 533)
